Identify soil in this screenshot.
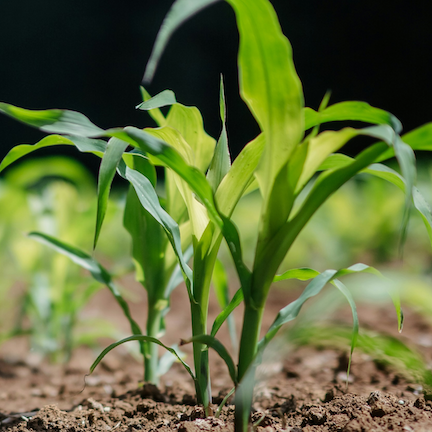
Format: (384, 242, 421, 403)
(1, 278, 432, 432)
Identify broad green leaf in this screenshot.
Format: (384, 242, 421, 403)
(181, 334, 237, 385)
(90, 335, 195, 381)
(143, 0, 221, 83)
(304, 101, 402, 133)
(94, 138, 129, 248)
(136, 89, 177, 111)
(211, 288, 243, 337)
(259, 264, 382, 350)
(318, 153, 353, 171)
(116, 161, 193, 290)
(207, 76, 231, 192)
(124, 184, 166, 292)
(0, 103, 105, 137)
(215, 134, 265, 217)
(0, 135, 106, 173)
(166, 104, 216, 172)
(225, 0, 303, 196)
(296, 128, 358, 192)
(28, 232, 144, 353)
(144, 126, 210, 240)
(123, 126, 222, 228)
(253, 125, 415, 306)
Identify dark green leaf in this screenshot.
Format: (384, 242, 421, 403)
(143, 0, 221, 83)
(94, 138, 129, 249)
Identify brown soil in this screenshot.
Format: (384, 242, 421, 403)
(1, 279, 432, 432)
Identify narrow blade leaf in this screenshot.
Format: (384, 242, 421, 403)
(143, 0, 221, 83)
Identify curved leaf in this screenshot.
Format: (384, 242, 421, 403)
(274, 268, 320, 282)
(259, 264, 386, 350)
(304, 101, 402, 133)
(27, 232, 144, 353)
(90, 335, 195, 381)
(136, 89, 177, 111)
(143, 0, 221, 83)
(181, 334, 237, 384)
(0, 135, 106, 173)
(225, 0, 303, 196)
(116, 161, 193, 291)
(0, 103, 104, 137)
(211, 288, 243, 337)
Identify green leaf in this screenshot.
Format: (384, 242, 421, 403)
(139, 87, 168, 127)
(259, 264, 382, 350)
(28, 232, 145, 352)
(136, 89, 177, 111)
(274, 268, 320, 282)
(296, 128, 358, 192)
(143, 0, 221, 83)
(225, 0, 303, 196)
(0, 135, 106, 173)
(0, 103, 105, 137)
(157, 344, 186, 377)
(331, 279, 359, 380)
(181, 334, 237, 384)
(211, 288, 243, 337)
(90, 335, 195, 381)
(165, 104, 216, 172)
(362, 164, 406, 192)
(412, 187, 432, 250)
(207, 76, 231, 192)
(304, 101, 402, 133)
(377, 122, 432, 161)
(94, 138, 129, 249)
(215, 134, 265, 217)
(116, 161, 193, 291)
(123, 126, 222, 228)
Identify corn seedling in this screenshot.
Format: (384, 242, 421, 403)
(3, 0, 432, 430)
(0, 157, 123, 362)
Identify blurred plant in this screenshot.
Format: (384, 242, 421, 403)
(0, 157, 127, 363)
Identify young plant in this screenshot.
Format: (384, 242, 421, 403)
(3, 0, 432, 431)
(0, 157, 122, 362)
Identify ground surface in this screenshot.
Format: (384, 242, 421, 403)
(1, 279, 432, 431)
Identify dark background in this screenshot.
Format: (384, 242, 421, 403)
(1, 0, 431, 175)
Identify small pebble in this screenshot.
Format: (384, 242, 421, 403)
(398, 400, 405, 405)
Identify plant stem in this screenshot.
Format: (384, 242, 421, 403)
(144, 303, 163, 384)
(191, 301, 211, 413)
(235, 303, 265, 432)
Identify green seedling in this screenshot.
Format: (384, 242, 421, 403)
(3, 0, 432, 430)
(0, 157, 123, 362)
